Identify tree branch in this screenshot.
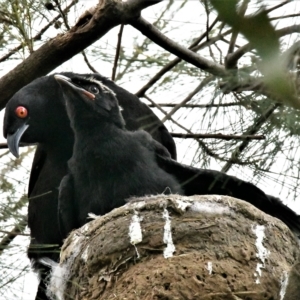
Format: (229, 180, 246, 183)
(135, 17, 226, 97)
(112, 24, 124, 81)
(143, 95, 253, 165)
(221, 103, 280, 173)
(160, 76, 214, 124)
(0, 216, 27, 256)
(171, 133, 265, 140)
(131, 17, 226, 77)
(226, 25, 300, 69)
(0, 0, 163, 110)
(82, 50, 99, 73)
(147, 101, 251, 108)
(0, 0, 78, 64)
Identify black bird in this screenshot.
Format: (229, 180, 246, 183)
(55, 74, 182, 237)
(4, 73, 300, 299)
(55, 74, 300, 239)
(3, 72, 177, 300)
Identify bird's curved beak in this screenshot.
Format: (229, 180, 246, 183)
(7, 123, 29, 158)
(54, 75, 95, 100)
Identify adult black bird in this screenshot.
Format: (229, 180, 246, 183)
(3, 72, 177, 300)
(55, 74, 300, 240)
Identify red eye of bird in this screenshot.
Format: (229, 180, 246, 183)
(15, 106, 28, 118)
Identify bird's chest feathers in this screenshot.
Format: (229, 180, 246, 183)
(71, 136, 137, 178)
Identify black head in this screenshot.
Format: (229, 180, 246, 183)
(3, 74, 73, 157)
(3, 72, 177, 160)
(54, 74, 125, 129)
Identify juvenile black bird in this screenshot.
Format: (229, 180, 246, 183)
(3, 72, 176, 300)
(55, 74, 182, 237)
(55, 74, 300, 239)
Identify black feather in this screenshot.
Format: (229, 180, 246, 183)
(56, 74, 300, 241)
(3, 72, 176, 300)
(55, 74, 182, 237)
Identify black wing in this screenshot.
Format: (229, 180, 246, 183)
(28, 144, 47, 197)
(58, 174, 77, 239)
(81, 73, 177, 160)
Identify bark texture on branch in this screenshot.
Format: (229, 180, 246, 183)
(48, 195, 300, 300)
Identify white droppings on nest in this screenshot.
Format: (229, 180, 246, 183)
(81, 245, 89, 262)
(163, 208, 175, 258)
(190, 201, 231, 215)
(130, 200, 146, 210)
(174, 199, 191, 212)
(206, 261, 213, 275)
(279, 271, 289, 300)
(252, 224, 270, 284)
(129, 211, 143, 258)
(129, 212, 143, 245)
(47, 233, 85, 300)
(81, 222, 90, 234)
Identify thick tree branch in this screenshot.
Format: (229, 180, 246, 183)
(131, 17, 227, 77)
(0, 0, 162, 110)
(135, 18, 229, 97)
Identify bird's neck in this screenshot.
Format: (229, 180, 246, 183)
(41, 133, 74, 160)
(73, 120, 124, 150)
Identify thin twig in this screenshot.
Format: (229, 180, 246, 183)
(143, 94, 195, 135)
(225, 0, 249, 69)
(53, 0, 70, 30)
(112, 24, 124, 81)
(265, 0, 291, 14)
(270, 13, 300, 21)
(221, 103, 281, 173)
(135, 26, 231, 98)
(225, 24, 300, 70)
(171, 133, 265, 140)
(82, 50, 98, 73)
(147, 101, 251, 108)
(0, 142, 35, 149)
(0, 216, 27, 256)
(144, 95, 255, 165)
(160, 76, 214, 124)
(0, 0, 78, 63)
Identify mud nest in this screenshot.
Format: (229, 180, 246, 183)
(48, 195, 300, 300)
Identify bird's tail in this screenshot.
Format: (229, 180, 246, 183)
(266, 195, 300, 240)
